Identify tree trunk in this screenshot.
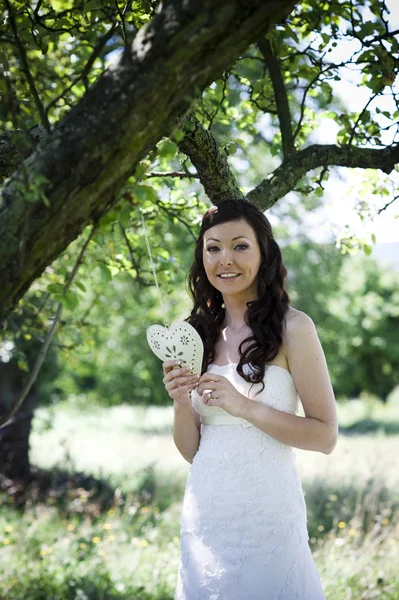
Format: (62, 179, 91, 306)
(0, 0, 297, 324)
(0, 362, 37, 479)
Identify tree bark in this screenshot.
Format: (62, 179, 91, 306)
(0, 0, 297, 324)
(0, 362, 36, 479)
(173, 114, 244, 202)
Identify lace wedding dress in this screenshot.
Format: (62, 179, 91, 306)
(174, 362, 326, 600)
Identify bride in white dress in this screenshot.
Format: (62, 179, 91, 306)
(162, 199, 338, 599)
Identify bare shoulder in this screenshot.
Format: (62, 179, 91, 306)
(283, 307, 315, 345)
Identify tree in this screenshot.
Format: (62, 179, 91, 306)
(0, 0, 298, 323)
(282, 237, 399, 402)
(1, 0, 399, 477)
(1, 0, 399, 322)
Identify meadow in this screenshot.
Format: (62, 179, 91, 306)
(0, 391, 398, 600)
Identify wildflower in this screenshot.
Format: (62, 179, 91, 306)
(103, 523, 112, 530)
(92, 536, 101, 544)
(317, 525, 324, 532)
(4, 526, 13, 533)
(67, 524, 75, 531)
(338, 521, 346, 529)
(335, 538, 345, 546)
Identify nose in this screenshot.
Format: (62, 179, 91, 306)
(219, 250, 233, 266)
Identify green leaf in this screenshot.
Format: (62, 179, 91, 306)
(132, 184, 158, 203)
(157, 139, 178, 160)
(234, 139, 246, 150)
(118, 210, 131, 228)
(40, 192, 50, 207)
(47, 283, 65, 295)
(60, 290, 79, 312)
(224, 142, 237, 155)
(97, 263, 112, 283)
(75, 281, 86, 292)
(92, 232, 105, 246)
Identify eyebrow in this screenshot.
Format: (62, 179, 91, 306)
(205, 236, 250, 243)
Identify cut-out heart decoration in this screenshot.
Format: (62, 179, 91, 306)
(146, 320, 204, 375)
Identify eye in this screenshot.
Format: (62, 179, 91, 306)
(206, 244, 248, 252)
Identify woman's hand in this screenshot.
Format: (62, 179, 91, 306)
(162, 360, 200, 406)
(197, 373, 248, 418)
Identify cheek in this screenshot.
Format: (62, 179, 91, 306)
(203, 255, 218, 271)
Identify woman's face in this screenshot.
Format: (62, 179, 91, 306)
(202, 218, 262, 300)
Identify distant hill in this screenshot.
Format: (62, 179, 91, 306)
(372, 243, 399, 271)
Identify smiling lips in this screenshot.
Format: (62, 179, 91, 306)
(218, 273, 241, 280)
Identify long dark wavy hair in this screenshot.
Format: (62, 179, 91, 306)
(184, 198, 290, 395)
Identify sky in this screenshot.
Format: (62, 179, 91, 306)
(304, 0, 399, 245)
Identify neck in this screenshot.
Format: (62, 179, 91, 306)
(220, 288, 258, 330)
(221, 300, 249, 331)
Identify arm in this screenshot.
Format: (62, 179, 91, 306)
(173, 401, 201, 464)
(238, 312, 338, 454)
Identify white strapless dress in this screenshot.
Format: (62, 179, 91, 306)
(174, 362, 326, 600)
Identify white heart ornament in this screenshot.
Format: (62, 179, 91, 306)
(146, 320, 204, 375)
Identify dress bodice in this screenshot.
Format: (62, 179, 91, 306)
(191, 362, 299, 427)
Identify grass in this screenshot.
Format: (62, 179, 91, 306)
(0, 391, 398, 599)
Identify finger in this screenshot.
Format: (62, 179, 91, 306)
(164, 364, 191, 381)
(198, 373, 220, 381)
(163, 365, 194, 384)
(162, 360, 182, 374)
(170, 381, 198, 398)
(203, 392, 216, 405)
(197, 384, 215, 395)
(180, 382, 198, 390)
(165, 374, 199, 391)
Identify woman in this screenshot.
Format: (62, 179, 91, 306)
(162, 199, 337, 599)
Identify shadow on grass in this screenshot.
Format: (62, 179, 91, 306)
(0, 462, 186, 519)
(339, 419, 399, 435)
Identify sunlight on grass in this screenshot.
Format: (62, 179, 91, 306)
(0, 393, 398, 599)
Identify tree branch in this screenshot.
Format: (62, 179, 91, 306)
(171, 114, 244, 202)
(45, 22, 119, 113)
(5, 0, 50, 132)
(257, 35, 295, 157)
(246, 143, 399, 209)
(0, 0, 297, 323)
(145, 170, 199, 179)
